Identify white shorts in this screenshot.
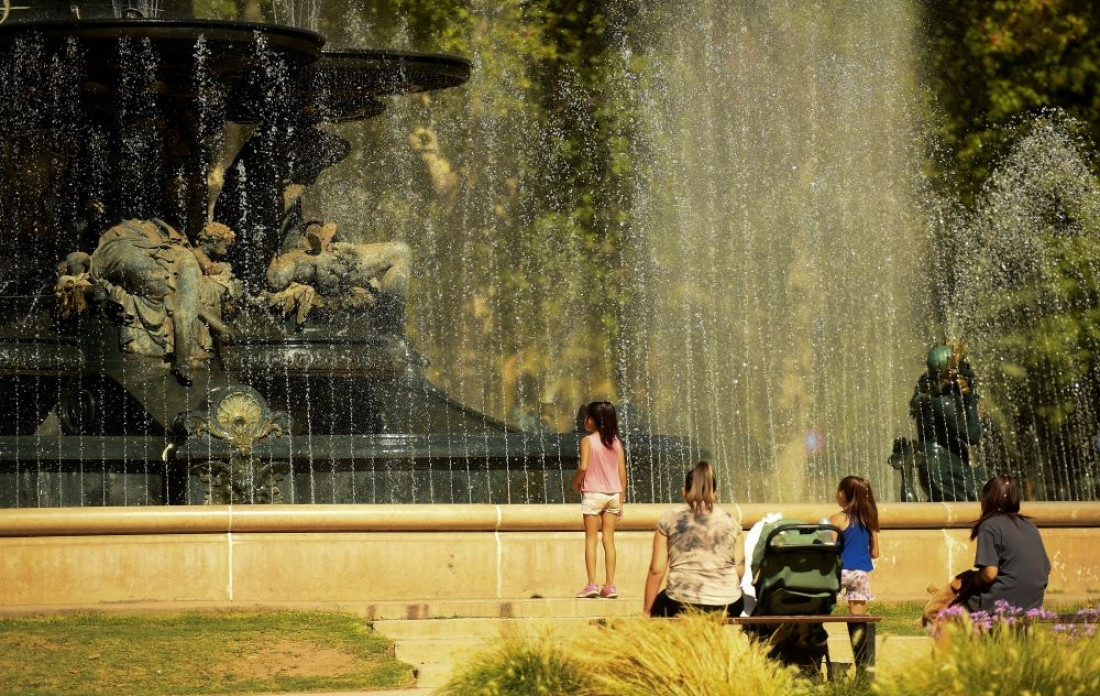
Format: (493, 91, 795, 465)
(581, 492, 622, 517)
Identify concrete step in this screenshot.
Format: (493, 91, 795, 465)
(359, 596, 641, 620)
(395, 637, 486, 665)
(391, 630, 875, 672)
(414, 661, 458, 690)
(375, 615, 606, 640)
(20, 592, 1061, 621)
(377, 616, 588, 690)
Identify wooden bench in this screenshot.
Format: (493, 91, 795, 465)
(1032, 612, 1098, 624)
(725, 614, 882, 626)
(726, 614, 883, 677)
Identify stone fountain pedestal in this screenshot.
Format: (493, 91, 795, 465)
(0, 12, 698, 507)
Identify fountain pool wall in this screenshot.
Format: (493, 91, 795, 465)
(1, 503, 1097, 610)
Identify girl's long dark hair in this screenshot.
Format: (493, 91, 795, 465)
(586, 401, 619, 449)
(684, 461, 718, 515)
(971, 475, 1025, 539)
(837, 476, 879, 532)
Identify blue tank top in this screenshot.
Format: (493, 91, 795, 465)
(840, 518, 874, 572)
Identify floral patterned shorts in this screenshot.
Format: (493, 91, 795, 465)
(841, 569, 874, 602)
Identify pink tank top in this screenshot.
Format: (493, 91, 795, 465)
(582, 433, 623, 493)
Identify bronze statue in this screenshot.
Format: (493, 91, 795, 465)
(57, 219, 240, 385)
(55, 251, 94, 317)
(908, 342, 987, 501)
(216, 119, 411, 332)
(215, 124, 352, 293)
(265, 221, 410, 330)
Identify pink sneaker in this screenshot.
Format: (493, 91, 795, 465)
(600, 584, 618, 599)
(575, 584, 599, 598)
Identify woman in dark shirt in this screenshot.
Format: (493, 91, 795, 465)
(966, 475, 1050, 612)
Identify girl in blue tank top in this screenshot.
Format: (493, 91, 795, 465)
(829, 476, 881, 615)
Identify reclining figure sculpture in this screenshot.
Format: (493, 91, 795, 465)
(265, 221, 409, 331)
(55, 219, 240, 385)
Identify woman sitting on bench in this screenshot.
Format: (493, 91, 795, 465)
(643, 461, 745, 617)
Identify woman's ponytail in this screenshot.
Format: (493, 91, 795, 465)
(684, 461, 717, 515)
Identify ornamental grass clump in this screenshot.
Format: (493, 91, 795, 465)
(441, 613, 804, 696)
(572, 612, 803, 696)
(875, 605, 1100, 696)
(439, 626, 594, 696)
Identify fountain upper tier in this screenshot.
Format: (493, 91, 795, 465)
(0, 20, 471, 123)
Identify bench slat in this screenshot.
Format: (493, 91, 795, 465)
(725, 615, 882, 625)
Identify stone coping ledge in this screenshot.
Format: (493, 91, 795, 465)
(1, 501, 1098, 536)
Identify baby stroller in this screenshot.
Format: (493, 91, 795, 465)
(746, 519, 844, 675)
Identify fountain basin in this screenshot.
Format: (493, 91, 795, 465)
(0, 432, 696, 506)
(0, 502, 1096, 611)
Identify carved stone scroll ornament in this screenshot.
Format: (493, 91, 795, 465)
(175, 387, 293, 504)
(190, 459, 291, 505)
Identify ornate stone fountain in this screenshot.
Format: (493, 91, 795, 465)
(0, 3, 692, 505)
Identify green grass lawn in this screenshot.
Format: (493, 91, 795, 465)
(0, 610, 414, 695)
(855, 601, 925, 636)
(1, 602, 1089, 695)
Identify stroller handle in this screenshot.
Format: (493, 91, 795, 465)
(761, 523, 846, 556)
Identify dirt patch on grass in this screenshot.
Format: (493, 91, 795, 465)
(237, 639, 361, 679)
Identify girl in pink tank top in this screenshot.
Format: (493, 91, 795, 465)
(571, 401, 627, 599)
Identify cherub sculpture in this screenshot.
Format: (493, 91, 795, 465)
(265, 221, 409, 332)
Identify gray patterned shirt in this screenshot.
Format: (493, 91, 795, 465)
(658, 505, 744, 605)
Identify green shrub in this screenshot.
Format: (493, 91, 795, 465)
(439, 627, 594, 696)
(874, 614, 1100, 696)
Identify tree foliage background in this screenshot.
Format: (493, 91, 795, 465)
(926, 0, 1100, 203)
(927, 1, 1100, 497)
